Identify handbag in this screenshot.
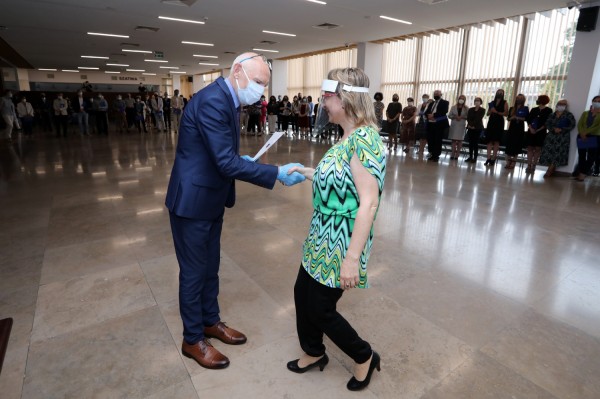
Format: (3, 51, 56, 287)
(577, 135, 598, 149)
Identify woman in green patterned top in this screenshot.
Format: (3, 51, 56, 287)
(284, 68, 386, 392)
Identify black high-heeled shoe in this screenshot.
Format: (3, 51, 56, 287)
(287, 354, 329, 373)
(347, 351, 381, 391)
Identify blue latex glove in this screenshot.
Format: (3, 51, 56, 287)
(240, 155, 255, 162)
(277, 163, 306, 186)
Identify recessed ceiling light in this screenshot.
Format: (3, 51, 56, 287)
(144, 59, 169, 63)
(158, 16, 205, 24)
(262, 30, 296, 37)
(88, 32, 130, 38)
(170, 71, 187, 74)
(181, 41, 214, 46)
(253, 48, 279, 53)
(159, 66, 179, 69)
(142, 73, 157, 75)
(122, 49, 153, 53)
(62, 69, 79, 72)
(126, 69, 145, 72)
(78, 67, 100, 70)
(193, 54, 218, 58)
(81, 55, 109, 59)
(379, 15, 412, 25)
(106, 63, 129, 67)
(38, 68, 57, 71)
(105, 71, 120, 74)
(198, 62, 219, 66)
(306, 0, 326, 4)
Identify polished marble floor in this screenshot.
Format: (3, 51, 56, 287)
(1, 127, 599, 399)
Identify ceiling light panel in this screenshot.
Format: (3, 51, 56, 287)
(262, 30, 296, 37)
(193, 54, 218, 58)
(144, 59, 169, 63)
(88, 32, 130, 38)
(106, 63, 129, 66)
(158, 16, 205, 24)
(379, 15, 412, 25)
(182, 41, 214, 46)
(122, 49, 153, 53)
(198, 62, 219, 66)
(253, 48, 279, 53)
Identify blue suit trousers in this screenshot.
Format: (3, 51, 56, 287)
(169, 211, 223, 344)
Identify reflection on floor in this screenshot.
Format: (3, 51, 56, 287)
(1, 129, 599, 399)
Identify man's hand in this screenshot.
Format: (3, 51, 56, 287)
(240, 155, 254, 162)
(277, 163, 306, 186)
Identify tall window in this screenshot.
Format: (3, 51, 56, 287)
(287, 48, 357, 100)
(380, 6, 579, 114)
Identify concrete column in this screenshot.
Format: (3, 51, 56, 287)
(16, 68, 30, 91)
(356, 42, 383, 95)
(561, 15, 600, 173)
(271, 59, 288, 97)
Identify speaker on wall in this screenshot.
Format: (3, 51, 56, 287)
(187, 76, 193, 83)
(576, 6, 599, 32)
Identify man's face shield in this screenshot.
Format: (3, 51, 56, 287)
(313, 79, 369, 136)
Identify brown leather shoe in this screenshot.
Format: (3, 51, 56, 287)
(182, 339, 230, 369)
(204, 321, 247, 345)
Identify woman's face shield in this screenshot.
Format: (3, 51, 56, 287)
(313, 79, 370, 136)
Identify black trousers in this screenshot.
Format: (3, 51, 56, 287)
(467, 128, 480, 158)
(294, 266, 371, 364)
(426, 122, 445, 158)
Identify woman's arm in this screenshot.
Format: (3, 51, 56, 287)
(339, 153, 380, 290)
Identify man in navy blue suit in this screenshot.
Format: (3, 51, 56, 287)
(166, 52, 305, 370)
(425, 89, 449, 162)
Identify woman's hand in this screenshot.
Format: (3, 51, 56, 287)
(340, 254, 360, 290)
(288, 166, 315, 181)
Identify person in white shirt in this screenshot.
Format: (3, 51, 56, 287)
(16, 96, 35, 137)
(150, 92, 166, 132)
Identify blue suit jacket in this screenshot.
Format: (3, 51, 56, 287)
(165, 77, 278, 220)
(426, 99, 450, 127)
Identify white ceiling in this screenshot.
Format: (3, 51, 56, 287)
(0, 0, 571, 76)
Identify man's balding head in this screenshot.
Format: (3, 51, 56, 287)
(228, 52, 270, 89)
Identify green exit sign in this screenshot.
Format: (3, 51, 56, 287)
(154, 51, 164, 59)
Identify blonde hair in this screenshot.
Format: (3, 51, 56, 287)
(327, 68, 378, 131)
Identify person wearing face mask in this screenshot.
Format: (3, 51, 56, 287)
(298, 97, 310, 137)
(95, 94, 109, 135)
(16, 96, 34, 137)
(466, 97, 485, 163)
(573, 95, 600, 181)
(373, 92, 384, 130)
(72, 91, 92, 136)
(133, 96, 147, 133)
(447, 95, 469, 160)
(425, 90, 449, 162)
(53, 93, 69, 138)
(1, 90, 18, 140)
(165, 52, 306, 370)
(539, 99, 576, 178)
(400, 97, 417, 154)
(267, 95, 279, 134)
(416, 94, 432, 156)
(484, 89, 508, 166)
(504, 94, 529, 170)
(525, 95, 552, 173)
(280, 95, 292, 134)
(384, 94, 402, 151)
(113, 94, 127, 134)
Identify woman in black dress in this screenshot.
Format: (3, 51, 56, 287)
(485, 89, 508, 166)
(385, 95, 402, 151)
(504, 94, 529, 169)
(466, 97, 485, 163)
(526, 95, 553, 173)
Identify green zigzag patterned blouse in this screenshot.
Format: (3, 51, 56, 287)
(301, 125, 386, 289)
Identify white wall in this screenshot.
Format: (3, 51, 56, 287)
(27, 69, 163, 85)
(561, 22, 600, 173)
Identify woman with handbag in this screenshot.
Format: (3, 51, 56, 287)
(525, 95, 553, 173)
(466, 97, 485, 163)
(504, 94, 529, 170)
(539, 99, 576, 178)
(574, 95, 600, 181)
(447, 95, 469, 160)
